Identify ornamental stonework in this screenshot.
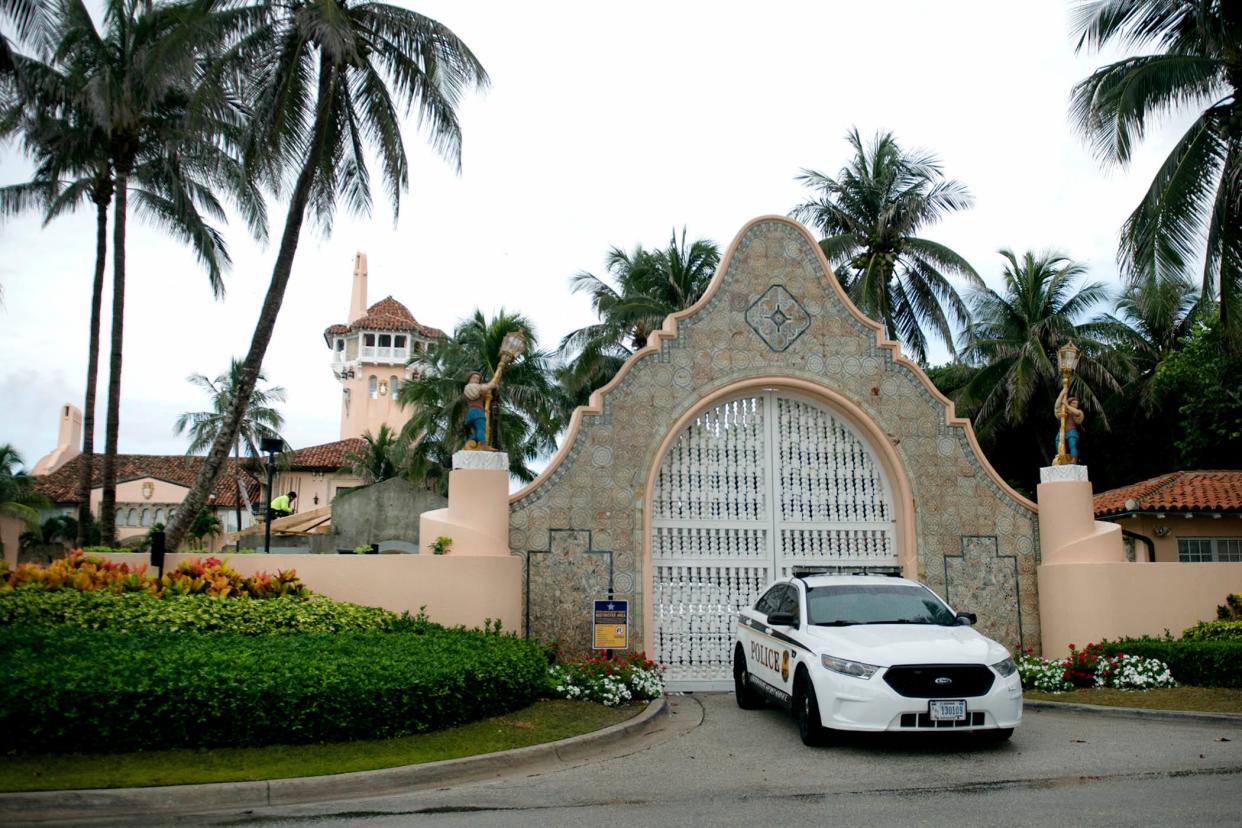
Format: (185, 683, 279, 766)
(510, 217, 1041, 656)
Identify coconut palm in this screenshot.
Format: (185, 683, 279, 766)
(1071, 0, 1242, 345)
(174, 358, 284, 537)
(1093, 274, 1201, 410)
(341, 424, 406, 485)
(958, 250, 1121, 453)
(791, 129, 981, 364)
(24, 0, 263, 544)
(559, 229, 719, 407)
(0, 445, 46, 539)
(165, 0, 488, 551)
(400, 310, 561, 486)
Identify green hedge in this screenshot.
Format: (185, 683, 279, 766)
(0, 590, 410, 635)
(1107, 637, 1242, 688)
(0, 626, 549, 753)
(1181, 620, 1242, 642)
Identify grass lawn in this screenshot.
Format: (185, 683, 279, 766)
(1025, 686, 1242, 714)
(0, 699, 645, 793)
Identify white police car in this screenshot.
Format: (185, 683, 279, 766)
(733, 570, 1022, 746)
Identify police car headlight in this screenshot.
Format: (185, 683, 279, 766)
(991, 656, 1017, 678)
(821, 654, 879, 679)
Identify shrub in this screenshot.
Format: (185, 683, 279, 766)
(1218, 593, 1242, 621)
(1015, 643, 1174, 692)
(0, 551, 309, 600)
(0, 625, 549, 753)
(1015, 650, 1071, 692)
(1181, 619, 1242, 641)
(0, 591, 412, 635)
(1106, 637, 1242, 688)
(547, 651, 664, 706)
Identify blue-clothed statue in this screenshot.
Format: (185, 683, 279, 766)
(463, 370, 499, 450)
(1053, 387, 1085, 462)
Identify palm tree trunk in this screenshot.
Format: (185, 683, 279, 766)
(166, 57, 336, 551)
(76, 186, 109, 546)
(234, 438, 242, 546)
(99, 170, 128, 546)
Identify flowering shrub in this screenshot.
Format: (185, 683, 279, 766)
(0, 550, 151, 594)
(1015, 643, 1175, 692)
(547, 651, 664, 706)
(1094, 653, 1176, 689)
(0, 551, 308, 600)
(1015, 650, 1072, 692)
(1181, 620, 1242, 641)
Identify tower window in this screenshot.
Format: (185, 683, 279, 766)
(335, 338, 344, 351)
(378, 334, 392, 348)
(368, 375, 378, 399)
(394, 335, 406, 349)
(364, 333, 375, 347)
(389, 375, 399, 400)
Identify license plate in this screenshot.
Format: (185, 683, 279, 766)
(929, 699, 967, 721)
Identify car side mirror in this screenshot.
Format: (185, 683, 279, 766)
(955, 612, 977, 626)
(766, 611, 797, 627)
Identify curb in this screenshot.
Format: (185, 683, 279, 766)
(1024, 699, 1242, 726)
(0, 697, 668, 824)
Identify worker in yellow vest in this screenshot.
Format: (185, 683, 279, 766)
(270, 491, 297, 519)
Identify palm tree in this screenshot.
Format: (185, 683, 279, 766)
(0, 445, 47, 547)
(1093, 274, 1201, 410)
(559, 229, 719, 407)
(24, 0, 261, 544)
(791, 129, 981, 364)
(174, 359, 285, 538)
(958, 250, 1120, 456)
(1071, 0, 1242, 345)
(400, 310, 562, 486)
(165, 0, 488, 551)
(341, 424, 406, 485)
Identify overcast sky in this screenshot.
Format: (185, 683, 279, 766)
(0, 1, 1194, 469)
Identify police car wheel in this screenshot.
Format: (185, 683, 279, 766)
(733, 647, 763, 710)
(794, 675, 828, 747)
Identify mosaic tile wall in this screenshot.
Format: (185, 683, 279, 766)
(510, 218, 1041, 655)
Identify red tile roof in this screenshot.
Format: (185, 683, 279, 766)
(280, 438, 366, 470)
(323, 296, 445, 345)
(1094, 471, 1242, 516)
(34, 454, 261, 507)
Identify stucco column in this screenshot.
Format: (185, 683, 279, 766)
(1036, 465, 1124, 565)
(419, 451, 510, 556)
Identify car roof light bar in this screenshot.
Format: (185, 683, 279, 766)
(790, 565, 903, 578)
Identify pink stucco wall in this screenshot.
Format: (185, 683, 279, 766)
(1037, 561, 1242, 656)
(96, 552, 523, 633)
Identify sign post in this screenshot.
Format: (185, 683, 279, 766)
(592, 599, 628, 657)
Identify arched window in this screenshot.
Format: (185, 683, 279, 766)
(118, 508, 127, 527)
(368, 375, 378, 399)
(126, 508, 137, 527)
(153, 508, 164, 525)
(140, 508, 150, 527)
(389, 375, 399, 400)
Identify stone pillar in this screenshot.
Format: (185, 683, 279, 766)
(418, 451, 510, 556)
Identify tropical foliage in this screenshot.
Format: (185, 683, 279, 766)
(0, 445, 45, 535)
(558, 229, 720, 407)
(400, 310, 561, 487)
(165, 0, 488, 551)
(791, 128, 981, 364)
(1071, 0, 1242, 346)
(341, 424, 408, 485)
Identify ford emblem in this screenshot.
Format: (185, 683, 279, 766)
(934, 677, 953, 685)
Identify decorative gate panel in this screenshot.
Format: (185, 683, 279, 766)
(652, 392, 897, 689)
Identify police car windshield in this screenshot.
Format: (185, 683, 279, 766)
(806, 584, 956, 627)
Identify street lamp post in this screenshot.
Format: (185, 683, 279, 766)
(259, 437, 284, 553)
(1053, 340, 1081, 466)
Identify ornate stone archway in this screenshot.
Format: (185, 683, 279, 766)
(509, 217, 1040, 667)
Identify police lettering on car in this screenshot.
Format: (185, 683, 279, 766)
(733, 568, 1023, 747)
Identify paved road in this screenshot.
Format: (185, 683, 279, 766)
(77, 695, 1242, 827)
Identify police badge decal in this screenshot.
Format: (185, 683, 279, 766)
(781, 651, 790, 682)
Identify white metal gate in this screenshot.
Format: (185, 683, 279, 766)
(651, 391, 898, 689)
